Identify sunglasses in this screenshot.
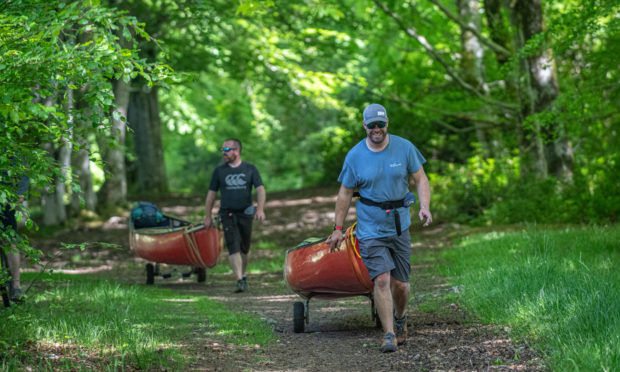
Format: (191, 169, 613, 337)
(366, 121, 386, 129)
(221, 147, 237, 152)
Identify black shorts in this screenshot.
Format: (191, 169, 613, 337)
(219, 212, 253, 255)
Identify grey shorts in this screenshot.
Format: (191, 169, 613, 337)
(358, 231, 411, 282)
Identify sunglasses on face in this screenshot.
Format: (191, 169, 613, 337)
(221, 147, 237, 152)
(366, 121, 386, 129)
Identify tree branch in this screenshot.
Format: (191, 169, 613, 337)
(347, 81, 507, 126)
(426, 0, 511, 57)
(372, 0, 518, 111)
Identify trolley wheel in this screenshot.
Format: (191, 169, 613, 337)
(146, 263, 155, 285)
(196, 268, 206, 283)
(293, 301, 305, 333)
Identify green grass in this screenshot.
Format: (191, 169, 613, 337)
(0, 273, 275, 371)
(209, 245, 287, 275)
(441, 225, 620, 371)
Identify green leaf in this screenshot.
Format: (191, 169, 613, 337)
(9, 110, 19, 123)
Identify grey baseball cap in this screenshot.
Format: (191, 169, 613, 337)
(363, 103, 388, 124)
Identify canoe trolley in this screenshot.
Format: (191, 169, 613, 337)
(284, 223, 381, 333)
(292, 293, 381, 334)
(145, 263, 206, 285)
(129, 209, 223, 285)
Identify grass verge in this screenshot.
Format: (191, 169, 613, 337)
(441, 225, 620, 371)
(0, 273, 274, 371)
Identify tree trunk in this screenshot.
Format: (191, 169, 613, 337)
(483, 0, 511, 64)
(506, 0, 548, 178)
(98, 78, 130, 206)
(41, 93, 70, 226)
(457, 0, 490, 157)
(70, 87, 97, 216)
(70, 144, 96, 214)
(514, 0, 573, 182)
(127, 84, 167, 195)
(42, 142, 69, 226)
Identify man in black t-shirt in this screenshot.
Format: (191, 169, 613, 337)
(204, 138, 266, 293)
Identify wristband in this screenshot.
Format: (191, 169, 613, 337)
(333, 225, 343, 231)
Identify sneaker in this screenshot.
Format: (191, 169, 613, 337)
(394, 312, 407, 346)
(241, 277, 248, 291)
(9, 287, 24, 302)
(234, 280, 245, 293)
(380, 332, 397, 353)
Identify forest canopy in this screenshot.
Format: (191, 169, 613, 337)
(1, 0, 618, 235)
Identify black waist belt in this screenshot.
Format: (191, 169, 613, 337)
(219, 207, 246, 215)
(353, 192, 405, 236)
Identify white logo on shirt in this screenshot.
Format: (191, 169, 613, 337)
(225, 174, 247, 187)
(389, 162, 402, 168)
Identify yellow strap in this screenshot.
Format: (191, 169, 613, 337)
(350, 221, 361, 259)
(184, 226, 207, 267)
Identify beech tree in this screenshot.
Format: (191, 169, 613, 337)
(1, 0, 171, 237)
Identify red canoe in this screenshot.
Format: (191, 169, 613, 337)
(284, 224, 373, 299)
(129, 216, 222, 268)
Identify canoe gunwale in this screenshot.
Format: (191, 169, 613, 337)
(285, 230, 357, 255)
(131, 224, 202, 236)
(129, 214, 205, 236)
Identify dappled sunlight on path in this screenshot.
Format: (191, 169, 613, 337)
(24, 189, 544, 371)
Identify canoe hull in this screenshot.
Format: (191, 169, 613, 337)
(284, 225, 373, 299)
(130, 223, 222, 268)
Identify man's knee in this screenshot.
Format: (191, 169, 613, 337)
(374, 272, 391, 290)
(391, 279, 410, 295)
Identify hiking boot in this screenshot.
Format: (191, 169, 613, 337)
(380, 332, 397, 353)
(9, 287, 24, 302)
(394, 312, 407, 346)
(234, 280, 246, 293)
(241, 277, 248, 291)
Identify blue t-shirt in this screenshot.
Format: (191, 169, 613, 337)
(338, 135, 426, 240)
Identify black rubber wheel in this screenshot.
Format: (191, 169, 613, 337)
(1, 250, 11, 308)
(146, 263, 155, 285)
(196, 268, 206, 283)
(293, 302, 305, 333)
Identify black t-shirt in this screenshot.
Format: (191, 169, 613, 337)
(209, 161, 263, 211)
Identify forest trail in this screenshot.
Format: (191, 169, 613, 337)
(30, 188, 544, 371)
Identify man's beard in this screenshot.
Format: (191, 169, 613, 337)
(368, 130, 386, 144)
(224, 153, 238, 163)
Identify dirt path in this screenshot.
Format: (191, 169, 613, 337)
(30, 190, 544, 371)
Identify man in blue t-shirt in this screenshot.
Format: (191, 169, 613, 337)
(329, 103, 432, 353)
(204, 138, 266, 293)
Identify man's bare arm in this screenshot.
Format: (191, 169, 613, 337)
(203, 190, 217, 227)
(411, 166, 432, 226)
(329, 184, 354, 251)
(255, 185, 266, 221)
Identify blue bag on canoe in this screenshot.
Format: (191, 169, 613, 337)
(130, 201, 169, 228)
